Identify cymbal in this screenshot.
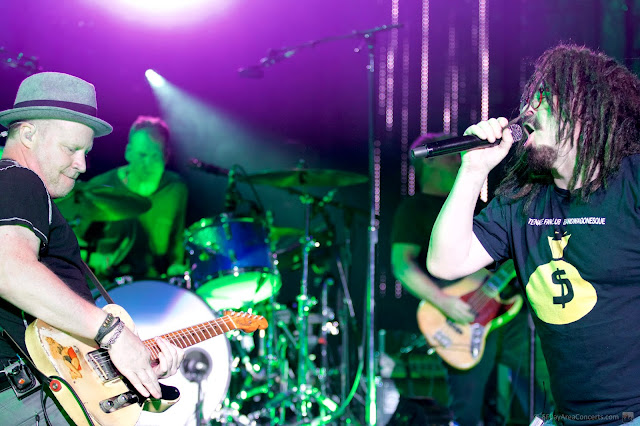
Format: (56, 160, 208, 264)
(55, 182, 152, 223)
(269, 226, 303, 241)
(244, 168, 368, 187)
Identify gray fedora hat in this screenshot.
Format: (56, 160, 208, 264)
(0, 72, 112, 137)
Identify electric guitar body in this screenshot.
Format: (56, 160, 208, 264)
(25, 305, 267, 426)
(417, 262, 522, 370)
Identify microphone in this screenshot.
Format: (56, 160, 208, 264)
(411, 123, 526, 159)
(185, 359, 208, 372)
(188, 158, 230, 176)
(180, 348, 212, 383)
(238, 48, 297, 78)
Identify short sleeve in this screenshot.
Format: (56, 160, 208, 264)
(0, 164, 51, 245)
(472, 196, 512, 262)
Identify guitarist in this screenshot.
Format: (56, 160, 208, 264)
(390, 148, 551, 425)
(0, 72, 184, 425)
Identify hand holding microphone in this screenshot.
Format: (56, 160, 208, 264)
(411, 117, 526, 159)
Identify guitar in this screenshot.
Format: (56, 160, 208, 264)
(416, 261, 522, 370)
(25, 305, 267, 426)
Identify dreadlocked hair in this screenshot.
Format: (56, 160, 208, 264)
(496, 44, 640, 214)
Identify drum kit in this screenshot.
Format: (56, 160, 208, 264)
(56, 161, 367, 425)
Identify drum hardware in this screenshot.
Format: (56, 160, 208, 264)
(222, 165, 363, 424)
(243, 168, 368, 188)
(185, 213, 282, 310)
(191, 159, 365, 423)
(230, 191, 340, 423)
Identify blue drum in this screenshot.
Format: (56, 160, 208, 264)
(186, 214, 281, 310)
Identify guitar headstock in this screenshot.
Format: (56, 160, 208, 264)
(224, 311, 268, 332)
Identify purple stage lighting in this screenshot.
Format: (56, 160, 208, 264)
(85, 0, 231, 26)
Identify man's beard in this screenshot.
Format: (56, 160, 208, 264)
(525, 144, 557, 174)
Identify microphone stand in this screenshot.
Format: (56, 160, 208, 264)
(238, 24, 403, 81)
(224, 167, 235, 211)
(239, 24, 402, 425)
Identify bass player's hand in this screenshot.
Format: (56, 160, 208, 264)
(436, 294, 476, 324)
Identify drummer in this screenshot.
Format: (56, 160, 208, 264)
(82, 116, 188, 280)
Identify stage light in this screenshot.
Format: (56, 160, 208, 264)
(145, 69, 165, 88)
(84, 0, 232, 27)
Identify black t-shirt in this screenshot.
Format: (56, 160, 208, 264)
(473, 154, 640, 424)
(391, 193, 458, 287)
(0, 159, 92, 361)
(388, 193, 461, 332)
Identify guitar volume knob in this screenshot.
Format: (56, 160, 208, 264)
(100, 400, 114, 412)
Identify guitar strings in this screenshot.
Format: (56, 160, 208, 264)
(463, 272, 512, 315)
(89, 311, 264, 366)
(90, 316, 235, 364)
(89, 314, 249, 365)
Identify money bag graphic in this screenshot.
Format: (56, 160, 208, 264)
(526, 231, 597, 324)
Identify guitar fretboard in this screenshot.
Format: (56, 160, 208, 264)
(143, 315, 238, 361)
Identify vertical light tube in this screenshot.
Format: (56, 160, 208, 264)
(401, 38, 411, 196)
(443, 25, 454, 134)
(420, 0, 430, 135)
(478, 0, 489, 202)
(386, 0, 400, 132)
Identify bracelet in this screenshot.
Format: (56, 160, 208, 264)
(99, 321, 125, 350)
(94, 314, 121, 346)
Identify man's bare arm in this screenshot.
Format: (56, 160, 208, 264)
(0, 225, 182, 398)
(427, 117, 514, 279)
(0, 225, 107, 337)
(391, 243, 475, 323)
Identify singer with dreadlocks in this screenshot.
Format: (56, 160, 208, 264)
(427, 44, 640, 425)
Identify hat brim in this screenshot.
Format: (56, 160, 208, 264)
(0, 106, 113, 138)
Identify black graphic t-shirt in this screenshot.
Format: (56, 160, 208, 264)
(0, 159, 93, 361)
(473, 154, 640, 425)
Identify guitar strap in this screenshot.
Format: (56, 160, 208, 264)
(1, 262, 114, 389)
(81, 261, 115, 304)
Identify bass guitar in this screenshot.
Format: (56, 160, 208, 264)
(416, 261, 522, 370)
(25, 305, 267, 426)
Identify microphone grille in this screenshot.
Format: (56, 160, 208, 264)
(508, 123, 525, 142)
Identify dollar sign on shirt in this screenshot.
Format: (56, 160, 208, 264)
(552, 268, 574, 308)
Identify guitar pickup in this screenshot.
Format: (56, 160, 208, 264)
(433, 330, 452, 348)
(99, 391, 139, 413)
(445, 319, 464, 334)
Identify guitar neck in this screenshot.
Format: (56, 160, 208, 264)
(483, 260, 516, 294)
(142, 315, 236, 361)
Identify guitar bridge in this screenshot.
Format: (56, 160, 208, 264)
(433, 330, 452, 348)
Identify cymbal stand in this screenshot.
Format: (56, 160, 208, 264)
(230, 293, 291, 426)
(292, 193, 338, 422)
(318, 276, 332, 398)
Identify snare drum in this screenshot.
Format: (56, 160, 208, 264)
(185, 214, 281, 310)
(95, 280, 231, 426)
